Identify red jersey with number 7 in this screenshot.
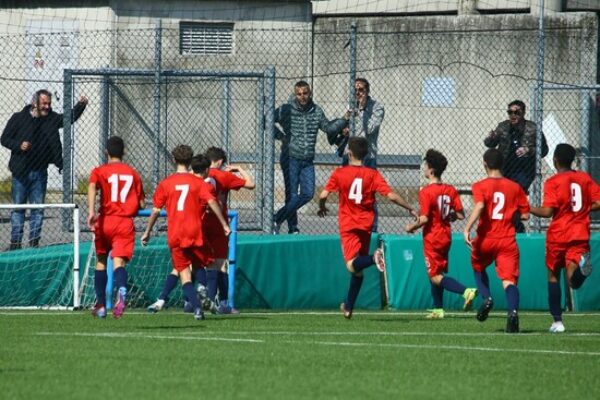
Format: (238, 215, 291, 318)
(472, 177, 529, 239)
(153, 172, 216, 248)
(324, 165, 392, 232)
(419, 183, 463, 243)
(542, 170, 600, 243)
(89, 161, 145, 217)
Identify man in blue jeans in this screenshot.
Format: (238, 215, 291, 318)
(273, 81, 347, 234)
(1, 89, 87, 250)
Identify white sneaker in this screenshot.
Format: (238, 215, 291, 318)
(374, 248, 386, 272)
(549, 321, 565, 333)
(147, 299, 165, 313)
(579, 252, 592, 277)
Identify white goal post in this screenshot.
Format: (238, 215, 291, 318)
(0, 203, 80, 310)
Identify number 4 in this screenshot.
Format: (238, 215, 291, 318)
(349, 178, 363, 204)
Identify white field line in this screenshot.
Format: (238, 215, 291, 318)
(310, 340, 600, 357)
(212, 331, 600, 338)
(37, 332, 263, 343)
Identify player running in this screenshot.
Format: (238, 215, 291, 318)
(87, 136, 145, 319)
(405, 149, 477, 319)
(530, 143, 600, 333)
(463, 148, 529, 333)
(318, 137, 417, 319)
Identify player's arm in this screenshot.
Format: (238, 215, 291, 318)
(317, 189, 330, 217)
(405, 214, 427, 233)
(87, 182, 98, 230)
(592, 200, 600, 212)
(387, 191, 418, 219)
(450, 210, 465, 221)
(141, 207, 162, 246)
(463, 201, 484, 248)
(226, 165, 255, 189)
(207, 199, 231, 236)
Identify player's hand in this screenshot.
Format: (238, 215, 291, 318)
(224, 165, 239, 173)
(409, 209, 419, 220)
(341, 127, 350, 137)
(20, 141, 31, 152)
(223, 225, 231, 236)
(141, 231, 151, 246)
(78, 96, 88, 105)
(405, 222, 418, 233)
(317, 207, 328, 218)
(515, 146, 528, 157)
(448, 210, 457, 222)
(463, 230, 473, 249)
(87, 212, 97, 230)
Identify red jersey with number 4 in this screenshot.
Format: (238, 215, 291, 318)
(324, 165, 392, 232)
(419, 183, 463, 244)
(89, 162, 145, 217)
(543, 170, 600, 243)
(472, 177, 529, 239)
(153, 173, 216, 248)
(204, 168, 246, 226)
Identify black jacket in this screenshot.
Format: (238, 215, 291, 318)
(1, 102, 86, 177)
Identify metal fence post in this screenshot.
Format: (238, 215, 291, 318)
(348, 21, 357, 136)
(153, 18, 163, 190)
(62, 70, 74, 231)
(580, 90, 591, 173)
(100, 75, 110, 164)
(532, 0, 546, 232)
(221, 79, 231, 153)
(264, 65, 276, 233)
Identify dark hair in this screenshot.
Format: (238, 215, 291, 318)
(106, 136, 125, 158)
(483, 148, 504, 170)
(191, 154, 211, 174)
(171, 145, 194, 166)
(32, 89, 52, 104)
(295, 80, 310, 90)
(348, 137, 368, 161)
(355, 77, 370, 92)
(205, 147, 227, 163)
(508, 100, 526, 113)
(423, 149, 447, 178)
(554, 143, 576, 168)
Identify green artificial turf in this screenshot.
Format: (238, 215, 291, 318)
(1, 310, 599, 400)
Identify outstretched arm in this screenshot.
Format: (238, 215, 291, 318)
(463, 201, 484, 248)
(529, 206, 553, 218)
(387, 192, 418, 219)
(141, 208, 162, 246)
(405, 215, 428, 233)
(207, 199, 231, 236)
(317, 190, 330, 217)
(226, 165, 255, 189)
(87, 182, 98, 230)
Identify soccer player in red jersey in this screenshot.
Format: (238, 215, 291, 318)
(203, 147, 255, 314)
(463, 148, 530, 333)
(318, 137, 417, 319)
(141, 146, 230, 320)
(87, 136, 145, 319)
(530, 143, 600, 333)
(406, 149, 477, 319)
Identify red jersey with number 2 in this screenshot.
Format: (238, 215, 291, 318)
(472, 177, 529, 239)
(543, 170, 600, 243)
(324, 165, 392, 232)
(89, 162, 145, 217)
(153, 173, 216, 249)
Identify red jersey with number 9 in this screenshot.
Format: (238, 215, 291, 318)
(472, 177, 529, 239)
(419, 183, 463, 243)
(89, 162, 145, 217)
(153, 173, 216, 248)
(324, 165, 392, 232)
(542, 170, 600, 243)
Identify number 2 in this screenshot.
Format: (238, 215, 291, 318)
(107, 174, 133, 203)
(349, 178, 363, 204)
(492, 192, 505, 220)
(175, 184, 189, 211)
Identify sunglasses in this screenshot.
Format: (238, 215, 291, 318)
(507, 109, 523, 116)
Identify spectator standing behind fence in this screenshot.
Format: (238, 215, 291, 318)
(1, 89, 88, 250)
(273, 80, 347, 234)
(337, 78, 385, 231)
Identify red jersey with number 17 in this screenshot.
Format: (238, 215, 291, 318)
(543, 170, 600, 243)
(419, 183, 463, 243)
(472, 177, 529, 239)
(153, 172, 216, 248)
(89, 161, 145, 217)
(324, 165, 392, 232)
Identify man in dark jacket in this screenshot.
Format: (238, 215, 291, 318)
(273, 81, 347, 234)
(1, 89, 87, 249)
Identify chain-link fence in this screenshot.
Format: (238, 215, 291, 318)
(0, 12, 598, 244)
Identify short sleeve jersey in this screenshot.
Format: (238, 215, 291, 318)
(89, 162, 145, 217)
(419, 183, 463, 243)
(204, 168, 246, 227)
(543, 170, 600, 243)
(472, 177, 530, 239)
(153, 173, 216, 248)
(324, 165, 392, 232)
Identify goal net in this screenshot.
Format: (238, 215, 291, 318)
(0, 203, 80, 310)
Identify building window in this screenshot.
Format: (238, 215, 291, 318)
(179, 22, 234, 55)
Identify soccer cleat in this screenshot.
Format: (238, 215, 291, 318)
(505, 311, 519, 333)
(113, 288, 126, 319)
(462, 288, 478, 311)
(579, 252, 592, 277)
(272, 220, 281, 235)
(194, 307, 205, 321)
(183, 301, 194, 313)
(549, 321, 566, 333)
(289, 229, 300, 235)
(374, 248, 386, 272)
(216, 303, 233, 314)
(147, 299, 165, 313)
(476, 297, 494, 322)
(340, 302, 352, 319)
(91, 303, 106, 319)
(425, 308, 445, 319)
